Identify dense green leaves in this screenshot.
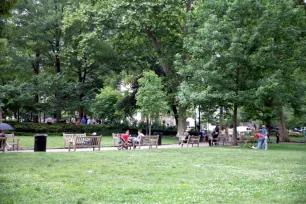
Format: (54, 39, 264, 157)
(92, 86, 124, 123)
(0, 0, 305, 139)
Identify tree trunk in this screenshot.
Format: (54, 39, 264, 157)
(232, 103, 238, 146)
(0, 108, 2, 123)
(17, 108, 20, 123)
(32, 49, 40, 123)
(33, 94, 39, 123)
(149, 116, 152, 136)
(177, 106, 187, 136)
(198, 105, 201, 130)
(78, 92, 84, 120)
(56, 106, 61, 123)
(55, 21, 62, 121)
(219, 106, 223, 128)
(55, 91, 61, 122)
(277, 106, 289, 142)
(78, 105, 84, 121)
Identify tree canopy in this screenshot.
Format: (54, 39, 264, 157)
(0, 0, 306, 142)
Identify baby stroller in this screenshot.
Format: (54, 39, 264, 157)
(117, 133, 133, 150)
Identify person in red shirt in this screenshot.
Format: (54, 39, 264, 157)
(255, 132, 265, 149)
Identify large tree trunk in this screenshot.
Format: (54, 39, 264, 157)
(55, 36, 62, 121)
(33, 94, 39, 123)
(277, 106, 289, 142)
(56, 104, 61, 123)
(55, 90, 61, 122)
(78, 93, 84, 120)
(232, 103, 238, 146)
(32, 49, 40, 123)
(177, 106, 187, 136)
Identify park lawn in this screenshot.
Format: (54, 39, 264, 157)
(0, 144, 305, 204)
(15, 135, 179, 149)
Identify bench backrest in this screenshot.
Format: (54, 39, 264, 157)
(74, 136, 102, 146)
(63, 133, 75, 140)
(4, 133, 15, 143)
(139, 135, 159, 145)
(75, 133, 86, 137)
(140, 135, 150, 146)
(149, 135, 159, 146)
(112, 133, 120, 139)
(188, 135, 200, 144)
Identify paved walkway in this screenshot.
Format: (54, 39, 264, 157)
(7, 142, 210, 153)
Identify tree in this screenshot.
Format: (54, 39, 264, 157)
(180, 0, 306, 144)
(61, 2, 120, 120)
(0, 0, 17, 122)
(180, 0, 265, 145)
(7, 0, 70, 122)
(136, 71, 168, 135)
(101, 0, 196, 136)
(92, 86, 124, 124)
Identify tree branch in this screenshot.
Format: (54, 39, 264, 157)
(143, 29, 169, 75)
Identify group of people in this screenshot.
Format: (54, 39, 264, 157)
(75, 116, 101, 125)
(118, 130, 145, 148)
(253, 125, 268, 150)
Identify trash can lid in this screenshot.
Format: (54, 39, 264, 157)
(34, 134, 48, 137)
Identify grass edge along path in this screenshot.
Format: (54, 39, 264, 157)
(0, 144, 305, 204)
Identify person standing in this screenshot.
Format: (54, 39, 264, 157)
(303, 129, 306, 143)
(81, 116, 87, 125)
(261, 125, 268, 150)
(215, 124, 220, 137)
(276, 129, 280, 144)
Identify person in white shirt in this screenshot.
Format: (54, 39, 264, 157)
(132, 130, 144, 148)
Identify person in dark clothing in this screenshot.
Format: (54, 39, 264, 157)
(215, 124, 220, 136)
(276, 129, 280, 143)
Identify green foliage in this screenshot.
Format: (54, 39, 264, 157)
(12, 123, 125, 136)
(0, 0, 17, 16)
(136, 71, 168, 118)
(92, 86, 124, 123)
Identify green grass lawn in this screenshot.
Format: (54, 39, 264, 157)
(15, 135, 305, 149)
(15, 135, 179, 149)
(0, 144, 305, 203)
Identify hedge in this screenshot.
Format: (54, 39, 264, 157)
(8, 123, 177, 136)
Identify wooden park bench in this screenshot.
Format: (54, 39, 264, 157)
(4, 133, 20, 151)
(63, 133, 86, 149)
(0, 137, 7, 153)
(187, 135, 200, 147)
(112, 133, 120, 147)
(178, 135, 200, 147)
(68, 135, 102, 152)
(134, 135, 159, 150)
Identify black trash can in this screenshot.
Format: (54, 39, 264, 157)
(34, 134, 48, 152)
(153, 132, 162, 145)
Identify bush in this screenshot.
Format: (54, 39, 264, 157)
(11, 123, 125, 136)
(9, 123, 178, 136)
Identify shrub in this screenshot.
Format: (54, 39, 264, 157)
(9, 123, 177, 136)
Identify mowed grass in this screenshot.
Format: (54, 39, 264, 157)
(15, 135, 306, 149)
(15, 135, 179, 149)
(0, 144, 305, 204)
